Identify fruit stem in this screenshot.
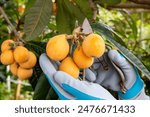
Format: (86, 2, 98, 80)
(83, 69, 86, 81)
(66, 35, 74, 40)
(76, 32, 91, 36)
(73, 26, 82, 35)
(69, 37, 75, 56)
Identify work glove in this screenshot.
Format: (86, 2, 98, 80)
(88, 50, 149, 100)
(39, 53, 116, 100)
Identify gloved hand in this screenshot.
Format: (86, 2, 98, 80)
(39, 53, 116, 100)
(88, 50, 149, 100)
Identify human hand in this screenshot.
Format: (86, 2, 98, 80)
(39, 53, 116, 100)
(88, 50, 148, 100)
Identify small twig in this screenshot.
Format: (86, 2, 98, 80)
(69, 39, 74, 56)
(128, 0, 150, 5)
(73, 26, 82, 35)
(108, 3, 150, 9)
(75, 20, 79, 28)
(0, 6, 21, 41)
(128, 9, 150, 13)
(88, 0, 97, 21)
(66, 35, 74, 40)
(16, 19, 22, 31)
(138, 38, 150, 43)
(83, 69, 86, 81)
(76, 32, 90, 36)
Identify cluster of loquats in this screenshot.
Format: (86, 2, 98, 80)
(0, 40, 37, 81)
(46, 30, 105, 79)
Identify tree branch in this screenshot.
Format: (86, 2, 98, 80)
(128, 9, 150, 13)
(0, 6, 20, 41)
(88, 0, 97, 21)
(128, 0, 150, 5)
(108, 3, 150, 9)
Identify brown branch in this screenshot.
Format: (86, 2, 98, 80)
(88, 0, 97, 21)
(138, 38, 150, 43)
(128, 0, 150, 5)
(108, 3, 150, 9)
(128, 9, 150, 13)
(0, 6, 22, 42)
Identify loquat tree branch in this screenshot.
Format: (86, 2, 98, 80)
(88, 0, 97, 21)
(108, 3, 150, 9)
(128, 0, 150, 5)
(0, 6, 21, 41)
(128, 9, 150, 13)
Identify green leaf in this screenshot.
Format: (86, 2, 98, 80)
(120, 11, 137, 39)
(75, 0, 92, 19)
(92, 23, 126, 47)
(92, 23, 150, 80)
(63, 0, 85, 23)
(25, 41, 46, 57)
(24, 0, 36, 14)
(24, 0, 52, 41)
(46, 87, 58, 100)
(0, 65, 6, 82)
(33, 73, 50, 100)
(48, 23, 57, 31)
(29, 61, 43, 90)
(56, 0, 92, 34)
(56, 0, 73, 34)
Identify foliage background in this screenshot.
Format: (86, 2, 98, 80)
(0, 0, 150, 99)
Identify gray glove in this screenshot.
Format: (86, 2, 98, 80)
(39, 53, 116, 100)
(88, 50, 149, 100)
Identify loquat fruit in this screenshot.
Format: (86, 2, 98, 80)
(82, 33, 105, 58)
(59, 57, 79, 78)
(10, 62, 19, 76)
(46, 34, 69, 61)
(73, 46, 94, 68)
(1, 39, 14, 52)
(0, 50, 14, 65)
(19, 51, 37, 69)
(17, 67, 33, 80)
(14, 46, 29, 63)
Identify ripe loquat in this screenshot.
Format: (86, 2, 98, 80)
(82, 33, 105, 58)
(46, 34, 69, 61)
(10, 62, 19, 76)
(59, 57, 79, 78)
(14, 46, 29, 63)
(1, 39, 14, 52)
(19, 51, 37, 69)
(73, 46, 94, 68)
(0, 50, 14, 65)
(17, 67, 33, 80)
